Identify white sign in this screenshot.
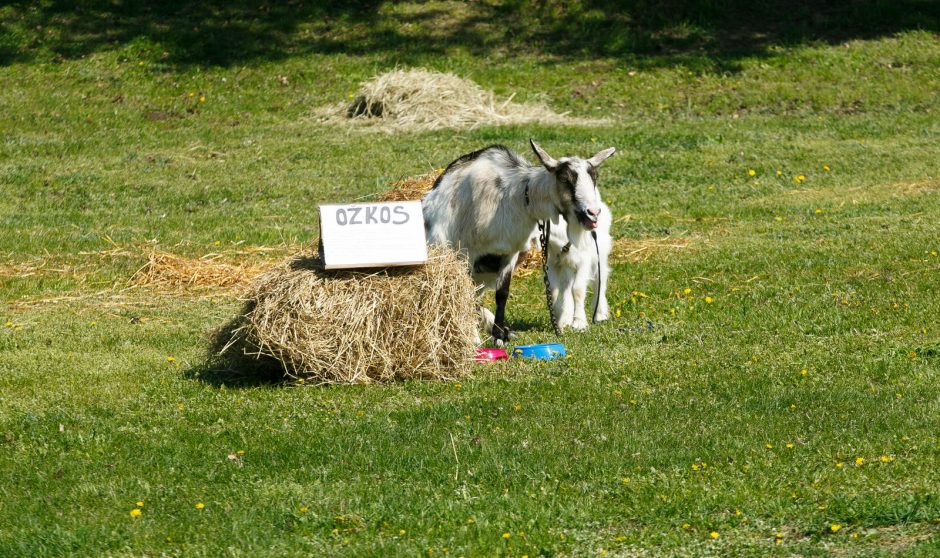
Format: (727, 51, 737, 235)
(319, 201, 428, 269)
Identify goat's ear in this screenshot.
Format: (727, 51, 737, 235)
(530, 139, 559, 172)
(588, 147, 616, 167)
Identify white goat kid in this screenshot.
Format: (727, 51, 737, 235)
(422, 140, 616, 342)
(543, 201, 612, 331)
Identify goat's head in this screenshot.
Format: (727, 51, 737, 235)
(530, 140, 615, 230)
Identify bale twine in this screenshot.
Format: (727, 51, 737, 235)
(221, 246, 479, 384)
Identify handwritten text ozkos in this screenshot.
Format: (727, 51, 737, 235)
(335, 205, 410, 226)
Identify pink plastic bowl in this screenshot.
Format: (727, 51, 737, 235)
(474, 347, 509, 363)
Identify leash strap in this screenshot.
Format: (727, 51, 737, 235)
(538, 220, 562, 336)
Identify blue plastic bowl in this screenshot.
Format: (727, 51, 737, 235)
(512, 343, 567, 360)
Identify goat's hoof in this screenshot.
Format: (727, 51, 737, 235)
(571, 318, 588, 331)
(594, 311, 610, 322)
(492, 324, 514, 343)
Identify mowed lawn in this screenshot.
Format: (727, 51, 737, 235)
(2, 2, 940, 556)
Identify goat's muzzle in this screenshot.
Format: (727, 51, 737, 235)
(576, 208, 600, 230)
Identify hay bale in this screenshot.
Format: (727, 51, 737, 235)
(221, 246, 479, 384)
(320, 68, 603, 132)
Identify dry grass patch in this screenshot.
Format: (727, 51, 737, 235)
(783, 179, 940, 205)
(129, 248, 286, 294)
(318, 68, 604, 132)
(610, 236, 693, 263)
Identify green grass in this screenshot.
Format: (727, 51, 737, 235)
(2, 2, 940, 556)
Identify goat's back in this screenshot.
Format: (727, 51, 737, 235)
(423, 145, 535, 256)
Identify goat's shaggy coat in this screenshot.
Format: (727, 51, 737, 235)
(422, 141, 615, 341)
(544, 202, 612, 330)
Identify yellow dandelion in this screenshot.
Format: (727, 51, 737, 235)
(166, 356, 176, 363)
(195, 502, 205, 510)
(682, 523, 690, 529)
(710, 531, 719, 539)
(683, 288, 692, 295)
(822, 165, 830, 172)
(836, 462, 844, 468)
(199, 95, 206, 103)
(300, 506, 308, 513)
(4, 321, 12, 327)
(502, 532, 511, 539)
(815, 208, 823, 214)
(704, 296, 713, 304)
(615, 308, 622, 318)
(855, 457, 865, 466)
(748, 169, 756, 177)
(130, 508, 142, 518)
(786, 443, 794, 449)
(691, 464, 700, 471)
(830, 524, 841, 532)
(800, 369, 808, 376)
(880, 455, 894, 463)
(136, 501, 144, 508)
(735, 509, 741, 516)
(467, 517, 475, 524)
(622, 477, 630, 484)
(776, 170, 782, 177)
(795, 175, 806, 183)
(399, 529, 407, 535)
(766, 443, 774, 449)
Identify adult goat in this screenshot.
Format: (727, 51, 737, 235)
(423, 140, 616, 342)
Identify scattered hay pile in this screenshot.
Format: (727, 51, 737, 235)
(610, 237, 691, 263)
(321, 68, 600, 131)
(220, 247, 479, 384)
(378, 171, 441, 202)
(130, 250, 278, 294)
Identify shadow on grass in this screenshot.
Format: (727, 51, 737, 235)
(184, 312, 286, 388)
(2, 1, 938, 71)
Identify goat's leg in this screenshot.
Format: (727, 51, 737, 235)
(491, 265, 514, 343)
(476, 306, 496, 344)
(549, 264, 575, 330)
(592, 260, 611, 322)
(570, 262, 592, 330)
